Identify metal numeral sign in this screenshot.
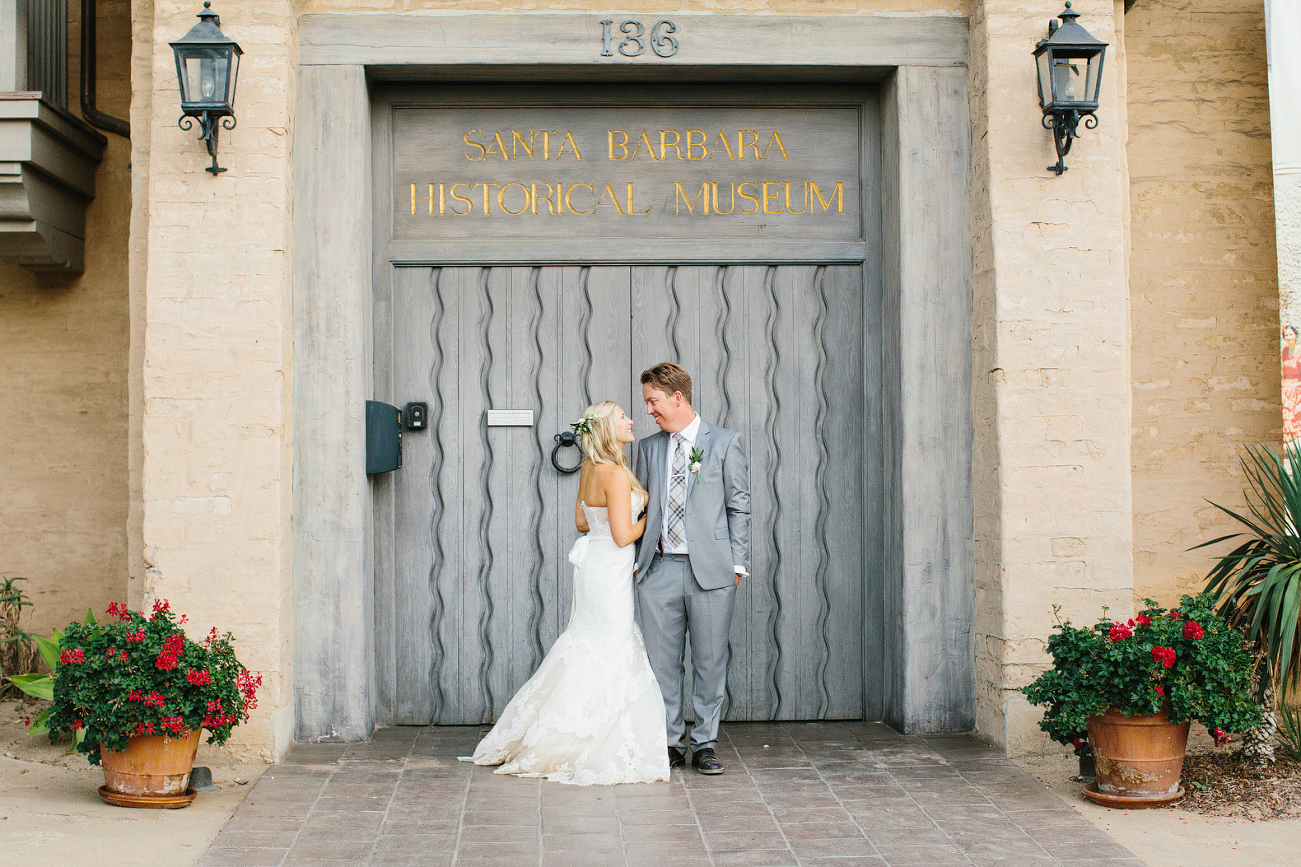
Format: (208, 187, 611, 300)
(600, 20, 678, 58)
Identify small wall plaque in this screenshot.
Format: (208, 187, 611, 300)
(487, 409, 535, 427)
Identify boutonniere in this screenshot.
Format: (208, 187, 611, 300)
(689, 446, 704, 477)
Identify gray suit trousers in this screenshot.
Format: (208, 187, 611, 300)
(637, 552, 736, 751)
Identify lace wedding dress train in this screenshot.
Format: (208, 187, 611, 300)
(462, 491, 669, 785)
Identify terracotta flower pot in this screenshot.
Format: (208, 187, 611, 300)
(1083, 707, 1189, 808)
(98, 730, 202, 808)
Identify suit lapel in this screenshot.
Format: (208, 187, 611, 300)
(686, 419, 712, 501)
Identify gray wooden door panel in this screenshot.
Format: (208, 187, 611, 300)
(631, 264, 867, 721)
(390, 265, 631, 723)
(388, 262, 869, 724)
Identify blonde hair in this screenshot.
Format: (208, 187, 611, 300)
(580, 401, 648, 499)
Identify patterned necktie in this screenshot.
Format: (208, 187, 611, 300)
(665, 433, 687, 549)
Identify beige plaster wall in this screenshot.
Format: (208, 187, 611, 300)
(136, 0, 297, 760)
(1126, 1, 1280, 607)
(970, 0, 1134, 754)
(0, 0, 132, 642)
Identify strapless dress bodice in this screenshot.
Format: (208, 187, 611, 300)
(581, 490, 647, 541)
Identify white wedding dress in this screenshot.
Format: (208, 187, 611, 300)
(462, 490, 669, 785)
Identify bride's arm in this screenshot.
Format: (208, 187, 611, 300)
(600, 466, 645, 548)
(574, 460, 590, 533)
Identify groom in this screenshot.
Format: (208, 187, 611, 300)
(635, 362, 750, 775)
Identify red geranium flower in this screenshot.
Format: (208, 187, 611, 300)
(155, 633, 186, 671)
(59, 648, 85, 664)
(1151, 646, 1177, 668)
(1183, 620, 1204, 640)
(1154, 684, 1164, 696)
(1109, 623, 1133, 642)
(1135, 614, 1152, 627)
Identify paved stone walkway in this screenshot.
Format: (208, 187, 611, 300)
(198, 722, 1144, 867)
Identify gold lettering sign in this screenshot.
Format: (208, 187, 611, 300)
(391, 106, 862, 242)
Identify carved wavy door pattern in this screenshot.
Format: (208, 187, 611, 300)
(385, 263, 867, 724)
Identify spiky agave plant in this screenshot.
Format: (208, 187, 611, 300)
(1196, 442, 1301, 762)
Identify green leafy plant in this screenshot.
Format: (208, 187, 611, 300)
(1279, 703, 1301, 762)
(48, 599, 261, 765)
(1198, 443, 1301, 696)
(1022, 593, 1262, 750)
(7, 618, 77, 738)
(1, 577, 39, 696)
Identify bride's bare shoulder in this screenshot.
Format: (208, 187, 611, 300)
(591, 463, 631, 486)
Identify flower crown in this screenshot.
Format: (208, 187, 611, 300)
(570, 414, 597, 437)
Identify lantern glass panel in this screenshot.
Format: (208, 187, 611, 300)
(177, 46, 238, 110)
(1084, 52, 1103, 104)
(1036, 50, 1052, 109)
(1045, 48, 1102, 110)
(1052, 55, 1083, 104)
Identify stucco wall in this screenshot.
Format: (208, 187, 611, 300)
(1126, 0, 1280, 607)
(971, 0, 1134, 754)
(0, 0, 132, 642)
(132, 0, 298, 760)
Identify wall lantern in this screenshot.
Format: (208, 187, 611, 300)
(171, 2, 243, 175)
(1033, 2, 1108, 175)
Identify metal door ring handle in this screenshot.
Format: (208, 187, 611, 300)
(551, 431, 583, 474)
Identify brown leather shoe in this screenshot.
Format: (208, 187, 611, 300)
(668, 747, 686, 769)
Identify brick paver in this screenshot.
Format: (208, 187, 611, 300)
(198, 722, 1144, 866)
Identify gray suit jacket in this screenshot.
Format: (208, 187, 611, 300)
(634, 419, 751, 590)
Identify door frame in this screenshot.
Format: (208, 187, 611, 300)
(291, 12, 973, 741)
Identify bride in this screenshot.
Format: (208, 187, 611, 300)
(462, 401, 670, 784)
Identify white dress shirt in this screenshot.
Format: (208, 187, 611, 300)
(659, 414, 746, 577)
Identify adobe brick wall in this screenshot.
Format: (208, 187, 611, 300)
(1126, 1, 1280, 609)
(0, 0, 132, 643)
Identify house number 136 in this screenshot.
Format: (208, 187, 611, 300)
(600, 20, 679, 58)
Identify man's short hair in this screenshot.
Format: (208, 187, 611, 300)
(640, 362, 693, 406)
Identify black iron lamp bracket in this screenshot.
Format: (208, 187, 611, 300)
(178, 111, 237, 175)
(1041, 108, 1098, 175)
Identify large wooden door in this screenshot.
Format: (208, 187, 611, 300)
(387, 265, 631, 724)
(382, 262, 867, 724)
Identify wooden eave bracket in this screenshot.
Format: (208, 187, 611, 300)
(0, 92, 107, 274)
